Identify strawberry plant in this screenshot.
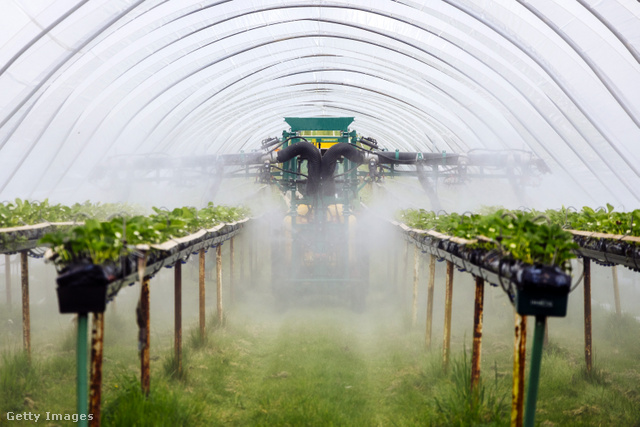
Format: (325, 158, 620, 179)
(39, 204, 249, 267)
(397, 208, 577, 270)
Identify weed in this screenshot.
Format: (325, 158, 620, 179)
(188, 327, 207, 351)
(102, 375, 201, 427)
(0, 350, 39, 414)
(433, 351, 509, 426)
(163, 349, 189, 382)
(579, 362, 609, 386)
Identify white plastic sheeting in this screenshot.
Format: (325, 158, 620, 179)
(0, 0, 639, 207)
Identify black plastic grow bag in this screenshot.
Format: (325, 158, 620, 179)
(56, 263, 111, 313)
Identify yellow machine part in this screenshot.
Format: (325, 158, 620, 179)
(316, 139, 339, 150)
(299, 131, 341, 150)
(295, 204, 310, 223)
(326, 204, 344, 223)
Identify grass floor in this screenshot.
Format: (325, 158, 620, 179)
(2, 296, 640, 427)
(2, 249, 640, 426)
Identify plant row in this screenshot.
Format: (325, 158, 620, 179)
(40, 203, 249, 267)
(0, 198, 145, 228)
(397, 208, 577, 270)
(398, 204, 640, 271)
(545, 204, 640, 236)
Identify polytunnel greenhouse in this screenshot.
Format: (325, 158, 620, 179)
(1, 1, 639, 426)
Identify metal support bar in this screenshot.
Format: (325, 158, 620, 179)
(137, 255, 150, 396)
(583, 257, 592, 373)
(574, 246, 639, 271)
(240, 235, 245, 285)
(199, 249, 205, 340)
(471, 276, 485, 391)
(230, 237, 235, 304)
(5, 254, 10, 306)
(20, 251, 30, 358)
(524, 316, 546, 427)
(425, 255, 435, 349)
(248, 233, 253, 286)
(89, 312, 104, 427)
(611, 266, 621, 316)
(511, 313, 527, 427)
(174, 261, 182, 376)
(77, 313, 89, 427)
(412, 245, 419, 327)
(443, 260, 454, 370)
(216, 245, 223, 326)
(106, 226, 242, 302)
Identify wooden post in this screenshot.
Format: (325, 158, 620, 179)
(216, 245, 223, 326)
(174, 261, 182, 376)
(247, 233, 253, 286)
(230, 237, 235, 303)
(442, 260, 454, 370)
(89, 312, 104, 427)
(20, 251, 30, 358)
(511, 313, 527, 427)
(137, 254, 150, 396)
(239, 236, 245, 285)
(425, 255, 436, 349)
(471, 276, 485, 392)
(5, 254, 10, 306)
(199, 249, 206, 340)
(584, 257, 592, 373)
(412, 245, 419, 327)
(402, 241, 409, 294)
(611, 265, 621, 316)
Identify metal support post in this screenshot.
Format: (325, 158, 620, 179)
(77, 314, 89, 427)
(511, 313, 527, 427)
(471, 276, 485, 391)
(230, 237, 235, 303)
(248, 233, 253, 286)
(412, 245, 419, 327)
(239, 236, 245, 285)
(20, 251, 30, 358)
(199, 249, 205, 340)
(611, 265, 621, 316)
(524, 316, 546, 427)
(443, 260, 454, 370)
(137, 254, 150, 395)
(216, 245, 223, 326)
(89, 312, 104, 427)
(5, 254, 10, 306)
(425, 255, 435, 349)
(174, 261, 182, 376)
(583, 257, 592, 373)
(402, 241, 409, 293)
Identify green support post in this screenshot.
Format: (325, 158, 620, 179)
(77, 313, 89, 427)
(524, 316, 546, 427)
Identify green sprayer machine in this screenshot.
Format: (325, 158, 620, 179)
(94, 117, 548, 308)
